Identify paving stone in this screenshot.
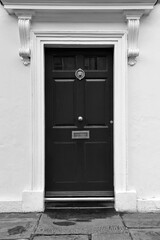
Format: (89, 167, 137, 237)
(0, 212, 40, 220)
(36, 210, 127, 235)
(121, 213, 160, 228)
(0, 213, 41, 239)
(33, 235, 88, 240)
(92, 233, 132, 240)
(130, 229, 160, 240)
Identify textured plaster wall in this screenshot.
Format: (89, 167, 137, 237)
(0, 2, 160, 211)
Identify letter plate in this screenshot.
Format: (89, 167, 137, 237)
(72, 131, 90, 139)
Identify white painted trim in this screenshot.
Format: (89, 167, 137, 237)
(4, 5, 155, 12)
(2, 0, 156, 5)
(23, 30, 135, 212)
(115, 191, 137, 212)
(22, 190, 44, 212)
(2, 0, 156, 13)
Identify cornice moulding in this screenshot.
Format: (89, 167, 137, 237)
(1, 0, 156, 14)
(1, 0, 157, 4)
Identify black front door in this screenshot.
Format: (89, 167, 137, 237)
(45, 48, 113, 197)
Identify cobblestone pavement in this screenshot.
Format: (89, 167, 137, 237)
(0, 209, 160, 239)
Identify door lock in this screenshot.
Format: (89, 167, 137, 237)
(110, 120, 113, 124)
(78, 116, 83, 122)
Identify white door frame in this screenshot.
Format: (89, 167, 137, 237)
(22, 30, 137, 212)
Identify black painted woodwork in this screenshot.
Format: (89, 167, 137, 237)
(45, 48, 113, 197)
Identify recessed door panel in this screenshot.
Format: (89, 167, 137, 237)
(84, 142, 113, 190)
(53, 80, 75, 125)
(85, 79, 109, 125)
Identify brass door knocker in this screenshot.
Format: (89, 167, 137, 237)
(75, 68, 85, 80)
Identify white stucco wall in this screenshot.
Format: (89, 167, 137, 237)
(0, 5, 32, 211)
(0, 2, 160, 212)
(128, 3, 160, 211)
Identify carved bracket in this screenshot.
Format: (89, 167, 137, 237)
(15, 12, 33, 65)
(125, 11, 144, 66)
(18, 15, 31, 65)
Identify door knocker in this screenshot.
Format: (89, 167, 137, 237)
(75, 68, 85, 80)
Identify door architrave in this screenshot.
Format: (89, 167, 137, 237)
(23, 30, 133, 212)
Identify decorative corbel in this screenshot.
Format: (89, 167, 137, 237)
(15, 12, 34, 66)
(18, 14, 32, 65)
(125, 11, 144, 66)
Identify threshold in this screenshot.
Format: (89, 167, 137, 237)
(45, 197, 114, 210)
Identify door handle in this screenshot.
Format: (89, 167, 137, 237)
(78, 116, 83, 122)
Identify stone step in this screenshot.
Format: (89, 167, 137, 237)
(45, 201, 114, 210)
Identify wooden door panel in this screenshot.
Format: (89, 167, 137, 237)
(53, 79, 75, 125)
(85, 79, 109, 125)
(46, 142, 78, 191)
(52, 143, 77, 182)
(84, 142, 112, 184)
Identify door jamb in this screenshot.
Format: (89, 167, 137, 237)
(22, 31, 137, 212)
